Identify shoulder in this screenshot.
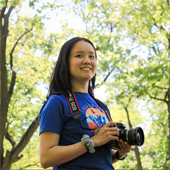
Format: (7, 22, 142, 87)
(39, 94, 67, 117)
(47, 95, 66, 105)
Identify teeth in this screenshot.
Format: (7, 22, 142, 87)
(82, 68, 91, 70)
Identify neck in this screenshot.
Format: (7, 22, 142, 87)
(71, 81, 89, 93)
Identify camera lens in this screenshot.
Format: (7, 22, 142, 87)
(136, 133, 140, 142)
(127, 127, 144, 146)
(106, 124, 144, 148)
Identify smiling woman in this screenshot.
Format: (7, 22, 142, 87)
(68, 41, 97, 93)
(38, 37, 131, 170)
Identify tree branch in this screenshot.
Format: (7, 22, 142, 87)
(145, 90, 168, 104)
(152, 83, 167, 90)
(95, 66, 115, 87)
(139, 83, 168, 104)
(8, 27, 33, 102)
(10, 27, 33, 69)
(12, 152, 23, 163)
(11, 115, 39, 163)
(4, 130, 16, 148)
(4, 120, 16, 147)
(2, 115, 39, 166)
(152, 16, 166, 32)
(23, 162, 40, 169)
(155, 122, 169, 140)
(151, 83, 169, 101)
(124, 106, 133, 129)
(161, 123, 170, 140)
(163, 127, 170, 140)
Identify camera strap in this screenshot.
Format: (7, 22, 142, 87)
(66, 89, 82, 120)
(66, 89, 112, 123)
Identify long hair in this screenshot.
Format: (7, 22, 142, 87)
(47, 37, 97, 98)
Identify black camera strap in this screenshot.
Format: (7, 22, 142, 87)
(66, 90, 112, 128)
(66, 89, 82, 120)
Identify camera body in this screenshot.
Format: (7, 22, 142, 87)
(106, 122, 144, 148)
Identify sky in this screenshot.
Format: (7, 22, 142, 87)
(19, 0, 86, 34)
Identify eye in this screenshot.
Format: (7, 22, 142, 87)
(76, 55, 82, 58)
(90, 55, 95, 58)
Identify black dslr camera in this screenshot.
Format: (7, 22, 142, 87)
(106, 123, 144, 148)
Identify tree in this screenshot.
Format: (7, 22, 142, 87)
(71, 0, 170, 169)
(1, 0, 169, 168)
(111, 0, 170, 168)
(0, 0, 62, 169)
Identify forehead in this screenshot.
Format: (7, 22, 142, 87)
(70, 40, 95, 54)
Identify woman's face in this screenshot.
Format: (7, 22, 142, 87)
(68, 40, 97, 85)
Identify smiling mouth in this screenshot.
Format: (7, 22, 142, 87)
(81, 68, 91, 70)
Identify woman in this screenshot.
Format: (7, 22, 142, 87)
(39, 37, 131, 169)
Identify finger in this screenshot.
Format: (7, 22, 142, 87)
(107, 130, 119, 137)
(108, 135, 119, 142)
(120, 140, 131, 149)
(105, 121, 116, 127)
(118, 140, 131, 152)
(117, 140, 126, 151)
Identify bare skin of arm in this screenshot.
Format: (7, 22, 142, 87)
(39, 121, 119, 168)
(40, 131, 88, 168)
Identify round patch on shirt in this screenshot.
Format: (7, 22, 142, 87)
(86, 108, 109, 129)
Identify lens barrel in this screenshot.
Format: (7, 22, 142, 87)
(126, 127, 144, 146)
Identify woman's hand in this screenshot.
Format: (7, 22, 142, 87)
(113, 139, 131, 158)
(91, 121, 119, 147)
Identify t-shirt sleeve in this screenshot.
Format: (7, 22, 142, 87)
(39, 96, 64, 135)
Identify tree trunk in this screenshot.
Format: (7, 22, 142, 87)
(166, 33, 170, 169)
(0, 3, 40, 169)
(168, 34, 170, 164)
(125, 106, 143, 170)
(134, 146, 143, 170)
(0, 5, 9, 168)
(2, 115, 40, 170)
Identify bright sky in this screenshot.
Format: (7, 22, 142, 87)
(19, 0, 86, 34)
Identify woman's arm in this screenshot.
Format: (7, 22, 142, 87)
(39, 131, 88, 169)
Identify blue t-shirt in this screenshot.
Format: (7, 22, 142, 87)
(39, 92, 114, 170)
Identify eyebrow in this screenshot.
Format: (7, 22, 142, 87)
(72, 51, 95, 54)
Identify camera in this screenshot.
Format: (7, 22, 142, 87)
(106, 122, 144, 148)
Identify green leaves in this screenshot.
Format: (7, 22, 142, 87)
(1, 0, 71, 169)
(2, 0, 169, 169)
(71, 0, 170, 169)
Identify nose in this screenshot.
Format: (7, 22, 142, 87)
(82, 55, 91, 64)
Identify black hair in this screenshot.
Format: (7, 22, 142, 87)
(47, 37, 97, 98)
